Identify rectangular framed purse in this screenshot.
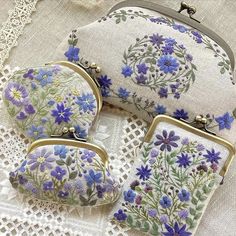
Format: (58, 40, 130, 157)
(110, 114, 235, 235)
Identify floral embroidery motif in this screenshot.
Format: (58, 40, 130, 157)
(103, 9, 233, 81)
(63, 32, 235, 132)
(3, 64, 97, 140)
(9, 145, 120, 206)
(122, 34, 196, 98)
(112, 128, 221, 234)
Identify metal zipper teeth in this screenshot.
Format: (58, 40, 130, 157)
(144, 115, 235, 177)
(28, 138, 109, 166)
(108, 0, 235, 70)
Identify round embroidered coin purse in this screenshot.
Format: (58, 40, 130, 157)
(2, 61, 102, 140)
(9, 127, 120, 207)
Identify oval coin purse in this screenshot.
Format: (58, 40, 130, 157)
(3, 61, 102, 140)
(9, 127, 120, 207)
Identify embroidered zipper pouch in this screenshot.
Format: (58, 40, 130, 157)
(9, 129, 120, 207)
(53, 0, 236, 143)
(110, 115, 235, 235)
(2, 61, 102, 140)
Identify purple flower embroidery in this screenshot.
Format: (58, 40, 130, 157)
(18, 160, 27, 172)
(36, 69, 53, 87)
(43, 181, 54, 191)
(4, 82, 28, 106)
(96, 185, 106, 198)
(28, 149, 54, 172)
(17, 112, 27, 120)
(51, 166, 67, 181)
(135, 195, 142, 205)
(58, 190, 69, 198)
(136, 165, 152, 181)
(81, 150, 96, 163)
(158, 87, 168, 98)
(23, 69, 34, 79)
(160, 215, 169, 224)
(173, 109, 189, 120)
(162, 44, 174, 54)
(98, 75, 112, 88)
(148, 209, 157, 217)
(114, 209, 127, 222)
(25, 104, 35, 114)
(162, 222, 191, 236)
(203, 149, 221, 164)
(155, 130, 180, 152)
(176, 153, 191, 168)
(137, 63, 149, 74)
(158, 55, 179, 74)
(178, 209, 189, 219)
(64, 46, 80, 62)
(149, 33, 164, 47)
(135, 74, 147, 84)
(51, 103, 73, 124)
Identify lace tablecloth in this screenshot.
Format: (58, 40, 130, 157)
(0, 1, 236, 235)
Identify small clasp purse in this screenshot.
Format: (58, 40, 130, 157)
(111, 114, 235, 235)
(9, 127, 120, 207)
(3, 61, 102, 140)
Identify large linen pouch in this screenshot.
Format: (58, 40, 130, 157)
(53, 1, 236, 142)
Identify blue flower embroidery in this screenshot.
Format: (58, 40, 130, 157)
(51, 103, 73, 124)
(157, 55, 179, 74)
(118, 87, 130, 99)
(149, 33, 164, 47)
(27, 125, 46, 139)
(75, 125, 87, 138)
(137, 63, 149, 74)
(51, 166, 66, 181)
(54, 145, 68, 159)
(178, 189, 190, 202)
(121, 65, 133, 77)
(76, 93, 96, 112)
(155, 104, 166, 114)
(160, 196, 172, 208)
(136, 165, 152, 181)
(176, 153, 191, 168)
(64, 46, 80, 62)
(173, 24, 188, 33)
(98, 75, 112, 88)
(36, 69, 53, 87)
(215, 112, 234, 130)
(173, 109, 189, 120)
(203, 149, 221, 164)
(114, 209, 127, 221)
(124, 189, 136, 203)
(43, 181, 54, 191)
(158, 87, 168, 98)
(85, 169, 102, 187)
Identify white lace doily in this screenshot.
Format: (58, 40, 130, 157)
(0, 0, 38, 69)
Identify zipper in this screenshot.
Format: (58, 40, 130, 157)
(108, 0, 235, 70)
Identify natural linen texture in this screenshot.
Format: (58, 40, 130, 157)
(9, 143, 120, 207)
(110, 119, 230, 235)
(2, 64, 99, 140)
(54, 6, 236, 143)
